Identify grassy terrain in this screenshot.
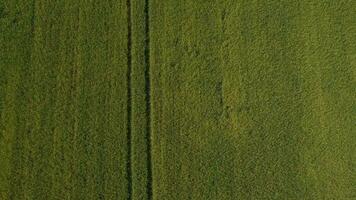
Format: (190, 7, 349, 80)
(1, 0, 131, 199)
(1, 0, 355, 200)
(150, 0, 355, 199)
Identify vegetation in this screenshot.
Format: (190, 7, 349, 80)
(1, 0, 354, 199)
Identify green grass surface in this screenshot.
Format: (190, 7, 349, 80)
(1, 1, 130, 199)
(1, 0, 355, 200)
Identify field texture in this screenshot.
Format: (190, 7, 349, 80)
(1, 0, 355, 200)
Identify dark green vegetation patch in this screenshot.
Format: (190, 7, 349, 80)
(1, 0, 355, 199)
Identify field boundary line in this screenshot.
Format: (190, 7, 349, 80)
(144, 0, 153, 199)
(126, 0, 133, 199)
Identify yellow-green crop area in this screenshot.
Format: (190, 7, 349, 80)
(0, 0, 355, 199)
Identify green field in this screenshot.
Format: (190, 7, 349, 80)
(1, 0, 355, 199)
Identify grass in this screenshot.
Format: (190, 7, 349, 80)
(1, 0, 355, 199)
(1, 0, 130, 199)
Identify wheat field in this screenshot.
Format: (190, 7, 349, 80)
(0, 0, 355, 199)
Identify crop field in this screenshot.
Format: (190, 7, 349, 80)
(0, 0, 355, 200)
